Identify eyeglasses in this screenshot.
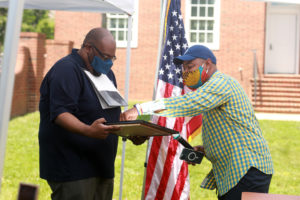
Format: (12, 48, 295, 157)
(91, 45, 117, 61)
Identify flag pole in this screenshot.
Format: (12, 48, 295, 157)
(140, 0, 168, 199)
(152, 0, 168, 99)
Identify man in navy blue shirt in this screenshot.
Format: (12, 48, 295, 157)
(39, 28, 127, 200)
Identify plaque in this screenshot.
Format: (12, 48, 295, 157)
(106, 120, 178, 137)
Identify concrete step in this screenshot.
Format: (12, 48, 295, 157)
(251, 87, 300, 94)
(250, 75, 300, 114)
(262, 74, 300, 80)
(253, 101, 300, 109)
(251, 82, 300, 88)
(250, 81, 300, 88)
(251, 91, 300, 98)
(254, 107, 300, 114)
(251, 96, 300, 103)
(251, 78, 300, 84)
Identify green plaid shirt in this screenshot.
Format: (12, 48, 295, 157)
(158, 71, 274, 195)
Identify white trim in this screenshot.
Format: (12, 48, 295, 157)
(264, 3, 300, 74)
(244, 0, 300, 5)
(106, 0, 138, 48)
(185, 0, 220, 50)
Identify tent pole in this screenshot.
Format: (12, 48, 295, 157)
(119, 14, 132, 200)
(0, 0, 25, 192)
(140, 0, 168, 199)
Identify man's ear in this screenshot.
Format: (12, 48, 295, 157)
(206, 58, 212, 65)
(82, 43, 92, 53)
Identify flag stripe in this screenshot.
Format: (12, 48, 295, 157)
(188, 125, 202, 143)
(154, 117, 184, 199)
(149, 81, 177, 198)
(171, 162, 189, 200)
(144, 117, 166, 198)
(164, 82, 174, 98)
(186, 115, 202, 134)
(154, 139, 179, 199)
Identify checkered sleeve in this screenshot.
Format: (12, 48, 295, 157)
(201, 169, 216, 190)
(159, 73, 232, 117)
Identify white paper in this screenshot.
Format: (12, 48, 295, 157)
(83, 70, 128, 109)
(84, 70, 118, 92)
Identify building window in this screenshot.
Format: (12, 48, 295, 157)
(105, 1, 138, 48)
(185, 0, 220, 50)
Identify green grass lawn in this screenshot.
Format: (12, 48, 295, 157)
(0, 112, 299, 200)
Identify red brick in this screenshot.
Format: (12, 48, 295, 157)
(11, 0, 268, 117)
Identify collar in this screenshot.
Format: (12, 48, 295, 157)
(209, 70, 220, 80)
(71, 48, 86, 69)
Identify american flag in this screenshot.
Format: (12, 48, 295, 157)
(143, 0, 202, 199)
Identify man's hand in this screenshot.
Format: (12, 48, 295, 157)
(128, 136, 149, 145)
(193, 145, 205, 155)
(87, 118, 120, 139)
(187, 145, 205, 166)
(120, 107, 139, 121)
(55, 112, 119, 139)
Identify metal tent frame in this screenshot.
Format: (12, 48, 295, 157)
(0, 1, 134, 199)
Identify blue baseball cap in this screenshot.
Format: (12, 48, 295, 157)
(173, 45, 217, 65)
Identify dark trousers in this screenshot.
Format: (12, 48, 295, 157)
(218, 167, 272, 200)
(48, 177, 114, 200)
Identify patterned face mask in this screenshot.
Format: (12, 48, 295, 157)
(182, 64, 208, 89)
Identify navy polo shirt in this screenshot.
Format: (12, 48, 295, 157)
(38, 49, 121, 182)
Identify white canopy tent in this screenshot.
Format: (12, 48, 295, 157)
(0, 0, 134, 199)
(0, 0, 135, 13)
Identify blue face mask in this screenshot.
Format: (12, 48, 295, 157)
(91, 56, 113, 74)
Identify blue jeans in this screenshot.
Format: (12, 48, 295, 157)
(218, 167, 272, 200)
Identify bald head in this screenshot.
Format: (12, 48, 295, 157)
(80, 27, 116, 61)
(83, 27, 115, 47)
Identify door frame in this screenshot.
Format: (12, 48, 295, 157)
(265, 3, 300, 74)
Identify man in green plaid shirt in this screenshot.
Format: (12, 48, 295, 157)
(121, 45, 273, 200)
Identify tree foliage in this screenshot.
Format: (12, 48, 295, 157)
(0, 8, 7, 52)
(0, 9, 54, 52)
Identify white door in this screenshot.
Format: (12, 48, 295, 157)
(265, 13, 298, 74)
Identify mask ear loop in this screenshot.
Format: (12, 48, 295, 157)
(201, 62, 209, 83)
(202, 62, 209, 74)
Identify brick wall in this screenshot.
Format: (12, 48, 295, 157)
(11, 46, 31, 117)
(11, 32, 46, 117)
(54, 2, 161, 100)
(10, 0, 267, 117)
(112, 0, 160, 99)
(214, 0, 266, 95)
(45, 40, 74, 76)
(55, 11, 102, 49)
(53, 0, 266, 101)
(11, 33, 73, 117)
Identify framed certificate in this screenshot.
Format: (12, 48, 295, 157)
(106, 120, 179, 137)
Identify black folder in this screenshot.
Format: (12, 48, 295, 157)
(106, 120, 179, 137)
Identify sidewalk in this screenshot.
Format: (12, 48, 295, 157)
(255, 113, 300, 121)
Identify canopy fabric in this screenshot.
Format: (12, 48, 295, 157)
(0, 0, 135, 15)
(244, 0, 300, 4)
